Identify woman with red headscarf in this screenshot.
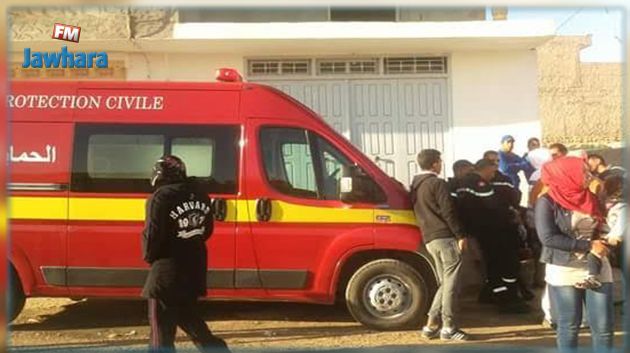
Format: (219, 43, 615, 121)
(535, 156, 613, 353)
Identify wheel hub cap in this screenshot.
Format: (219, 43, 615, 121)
(364, 275, 410, 318)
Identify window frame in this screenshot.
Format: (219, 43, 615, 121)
(71, 123, 240, 194)
(311, 133, 387, 204)
(260, 126, 321, 200)
(259, 125, 386, 204)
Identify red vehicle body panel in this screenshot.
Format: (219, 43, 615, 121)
(8, 80, 426, 305)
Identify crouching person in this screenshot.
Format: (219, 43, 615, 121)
(410, 149, 470, 341)
(143, 155, 231, 353)
(456, 159, 530, 314)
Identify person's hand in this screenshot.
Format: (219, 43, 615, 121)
(457, 237, 468, 253)
(590, 239, 609, 258)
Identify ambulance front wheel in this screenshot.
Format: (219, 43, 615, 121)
(9, 266, 26, 322)
(345, 259, 428, 331)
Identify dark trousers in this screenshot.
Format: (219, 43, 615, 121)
(476, 228, 521, 303)
(148, 298, 230, 353)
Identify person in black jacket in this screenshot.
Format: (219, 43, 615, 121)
(484, 150, 535, 300)
(456, 159, 530, 313)
(410, 149, 469, 341)
(142, 155, 230, 353)
(447, 159, 474, 198)
(484, 150, 521, 208)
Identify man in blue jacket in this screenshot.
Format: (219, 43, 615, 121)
(498, 135, 533, 190)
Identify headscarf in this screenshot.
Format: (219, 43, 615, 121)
(541, 156, 602, 218)
(527, 148, 552, 182)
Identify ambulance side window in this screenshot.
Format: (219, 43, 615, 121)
(259, 126, 385, 203)
(87, 134, 164, 180)
(72, 124, 239, 194)
(313, 135, 386, 203)
(260, 127, 319, 199)
(172, 137, 214, 178)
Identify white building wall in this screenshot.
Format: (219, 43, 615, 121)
(450, 50, 541, 162)
(124, 49, 541, 183)
(126, 53, 244, 81)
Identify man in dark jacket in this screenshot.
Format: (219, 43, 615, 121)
(484, 150, 522, 207)
(410, 149, 469, 341)
(456, 159, 530, 313)
(142, 155, 230, 353)
(484, 150, 535, 300)
(587, 153, 627, 180)
(447, 159, 474, 198)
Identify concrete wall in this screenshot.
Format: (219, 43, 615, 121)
(450, 50, 541, 162)
(126, 53, 245, 81)
(537, 36, 623, 147)
(122, 50, 542, 170)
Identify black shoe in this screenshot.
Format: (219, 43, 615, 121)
(477, 287, 494, 304)
(520, 288, 535, 301)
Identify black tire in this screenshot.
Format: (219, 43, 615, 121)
(345, 259, 429, 331)
(8, 266, 26, 323)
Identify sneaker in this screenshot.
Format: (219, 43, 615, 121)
(440, 328, 470, 341)
(420, 326, 440, 340)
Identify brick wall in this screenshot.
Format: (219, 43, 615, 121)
(537, 36, 623, 148)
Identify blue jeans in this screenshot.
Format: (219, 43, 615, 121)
(548, 283, 614, 353)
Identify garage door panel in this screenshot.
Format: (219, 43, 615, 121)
(407, 160, 421, 187)
(419, 83, 429, 116)
(350, 80, 398, 149)
(263, 81, 349, 139)
(431, 82, 445, 116)
(351, 82, 399, 178)
(258, 78, 449, 187)
(406, 122, 417, 156)
(398, 79, 449, 183)
(434, 121, 445, 152)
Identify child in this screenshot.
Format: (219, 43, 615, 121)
(603, 175, 627, 247)
(577, 175, 626, 289)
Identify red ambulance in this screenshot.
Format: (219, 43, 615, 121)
(8, 69, 436, 330)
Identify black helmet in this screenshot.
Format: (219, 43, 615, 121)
(150, 155, 187, 187)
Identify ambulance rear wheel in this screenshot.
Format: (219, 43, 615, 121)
(9, 266, 26, 322)
(345, 259, 428, 331)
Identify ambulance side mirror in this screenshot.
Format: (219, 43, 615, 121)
(340, 164, 386, 204)
(340, 165, 359, 203)
(340, 177, 353, 194)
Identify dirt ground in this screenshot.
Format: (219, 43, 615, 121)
(7, 285, 627, 352)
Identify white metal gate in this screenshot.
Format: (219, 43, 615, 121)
(260, 78, 450, 187)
